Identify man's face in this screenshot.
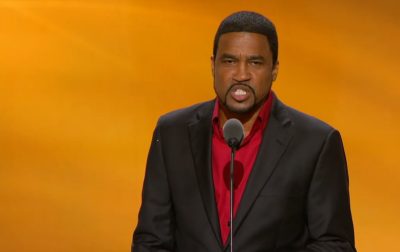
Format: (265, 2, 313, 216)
(211, 32, 279, 114)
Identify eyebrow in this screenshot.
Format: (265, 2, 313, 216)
(248, 55, 265, 61)
(220, 53, 265, 61)
(220, 53, 238, 59)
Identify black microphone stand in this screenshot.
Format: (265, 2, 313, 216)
(223, 118, 244, 252)
(229, 142, 237, 252)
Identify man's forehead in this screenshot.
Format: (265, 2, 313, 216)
(218, 32, 270, 48)
(220, 53, 265, 60)
(217, 32, 270, 55)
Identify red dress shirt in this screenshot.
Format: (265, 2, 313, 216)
(211, 90, 274, 245)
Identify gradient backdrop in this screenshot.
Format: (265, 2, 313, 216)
(1, 0, 399, 251)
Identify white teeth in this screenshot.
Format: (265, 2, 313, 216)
(235, 89, 247, 95)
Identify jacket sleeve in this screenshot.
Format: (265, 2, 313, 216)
(132, 120, 175, 252)
(300, 129, 357, 252)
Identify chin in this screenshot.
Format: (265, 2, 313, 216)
(226, 104, 254, 114)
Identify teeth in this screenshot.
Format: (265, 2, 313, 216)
(235, 89, 247, 95)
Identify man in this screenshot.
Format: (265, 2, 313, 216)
(132, 11, 356, 252)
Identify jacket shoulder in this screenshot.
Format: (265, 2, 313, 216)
(286, 106, 335, 132)
(157, 99, 215, 128)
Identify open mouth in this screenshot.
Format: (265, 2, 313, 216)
(230, 86, 251, 102)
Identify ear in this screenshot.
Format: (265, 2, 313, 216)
(272, 60, 279, 82)
(210, 55, 215, 77)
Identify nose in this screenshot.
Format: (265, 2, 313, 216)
(233, 62, 251, 82)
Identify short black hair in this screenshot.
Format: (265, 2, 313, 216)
(213, 11, 278, 64)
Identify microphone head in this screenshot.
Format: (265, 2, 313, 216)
(223, 118, 244, 150)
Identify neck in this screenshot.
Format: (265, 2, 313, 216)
(219, 101, 265, 137)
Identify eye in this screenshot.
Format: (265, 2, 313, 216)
(251, 61, 262, 66)
(224, 60, 235, 64)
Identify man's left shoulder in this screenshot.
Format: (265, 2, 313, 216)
(282, 104, 340, 141)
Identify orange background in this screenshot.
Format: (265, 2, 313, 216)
(1, 1, 399, 251)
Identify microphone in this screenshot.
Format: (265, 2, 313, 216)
(223, 118, 244, 150)
(223, 118, 244, 252)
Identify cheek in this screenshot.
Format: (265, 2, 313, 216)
(216, 69, 230, 80)
(254, 73, 272, 94)
(214, 71, 231, 89)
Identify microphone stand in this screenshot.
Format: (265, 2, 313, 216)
(229, 144, 236, 252)
(223, 118, 243, 252)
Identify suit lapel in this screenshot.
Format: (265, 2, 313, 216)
(188, 100, 223, 249)
(223, 95, 293, 251)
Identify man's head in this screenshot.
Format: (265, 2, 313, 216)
(211, 11, 279, 115)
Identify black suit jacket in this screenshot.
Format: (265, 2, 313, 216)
(132, 93, 356, 252)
